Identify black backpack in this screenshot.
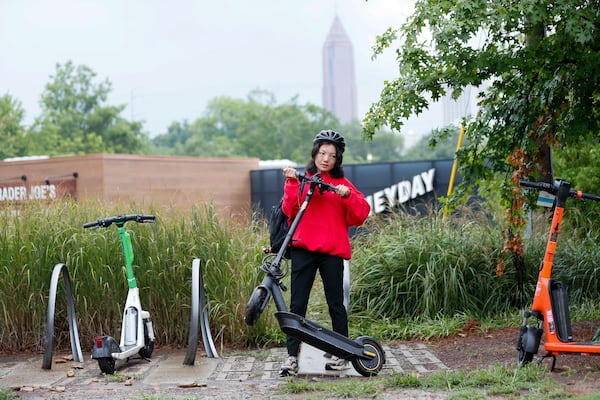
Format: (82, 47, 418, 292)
(268, 197, 290, 257)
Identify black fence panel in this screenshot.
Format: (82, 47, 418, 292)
(251, 159, 461, 218)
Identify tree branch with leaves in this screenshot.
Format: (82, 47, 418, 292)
(364, 0, 600, 280)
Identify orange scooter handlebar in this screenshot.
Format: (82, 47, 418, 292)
(519, 180, 600, 202)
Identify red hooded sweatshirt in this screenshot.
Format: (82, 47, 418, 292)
(281, 172, 370, 259)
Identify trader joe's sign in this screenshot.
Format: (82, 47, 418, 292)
(0, 179, 76, 203)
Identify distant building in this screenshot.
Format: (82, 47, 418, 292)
(322, 16, 357, 124)
(442, 85, 475, 127)
(258, 159, 297, 169)
(0, 154, 258, 220)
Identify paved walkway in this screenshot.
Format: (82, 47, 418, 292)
(3, 343, 448, 399)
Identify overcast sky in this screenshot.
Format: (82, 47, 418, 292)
(1, 0, 443, 141)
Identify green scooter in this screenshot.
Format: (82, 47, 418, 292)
(84, 214, 156, 374)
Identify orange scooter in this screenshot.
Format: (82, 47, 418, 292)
(517, 179, 600, 371)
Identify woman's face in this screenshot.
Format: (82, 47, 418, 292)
(314, 143, 337, 174)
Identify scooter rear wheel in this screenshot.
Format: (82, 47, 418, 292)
(245, 287, 267, 326)
(98, 357, 116, 374)
(351, 336, 386, 377)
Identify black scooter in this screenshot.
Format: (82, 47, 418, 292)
(245, 172, 385, 377)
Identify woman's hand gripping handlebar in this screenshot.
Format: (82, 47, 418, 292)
(83, 214, 156, 229)
(282, 167, 349, 197)
(295, 172, 339, 195)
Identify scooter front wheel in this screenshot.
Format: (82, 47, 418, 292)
(517, 347, 534, 366)
(245, 287, 268, 326)
(139, 321, 154, 359)
(351, 336, 386, 377)
(516, 325, 542, 367)
(139, 340, 154, 359)
(98, 357, 116, 374)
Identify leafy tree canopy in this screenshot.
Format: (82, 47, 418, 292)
(152, 90, 405, 164)
(364, 0, 600, 200)
(0, 93, 27, 159)
(28, 61, 149, 156)
(554, 132, 600, 194)
(401, 126, 462, 161)
(363, 0, 600, 277)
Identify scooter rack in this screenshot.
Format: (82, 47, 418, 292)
(42, 263, 83, 370)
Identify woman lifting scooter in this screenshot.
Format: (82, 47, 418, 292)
(517, 179, 600, 371)
(246, 130, 385, 377)
(245, 171, 385, 377)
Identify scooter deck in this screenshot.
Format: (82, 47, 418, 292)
(275, 311, 371, 360)
(545, 341, 600, 354)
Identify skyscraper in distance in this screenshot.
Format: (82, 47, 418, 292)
(322, 16, 357, 124)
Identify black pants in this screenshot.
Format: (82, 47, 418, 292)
(286, 247, 348, 357)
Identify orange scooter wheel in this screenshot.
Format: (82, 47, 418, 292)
(516, 325, 542, 367)
(517, 347, 534, 366)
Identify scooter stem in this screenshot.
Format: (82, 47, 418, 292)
(117, 223, 137, 289)
(270, 182, 317, 268)
(539, 181, 571, 280)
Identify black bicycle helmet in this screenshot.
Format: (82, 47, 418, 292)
(313, 130, 345, 153)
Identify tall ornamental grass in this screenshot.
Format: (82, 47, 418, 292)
(2, 199, 600, 354)
(0, 200, 277, 353)
(349, 206, 600, 321)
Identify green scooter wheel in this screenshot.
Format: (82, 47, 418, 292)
(98, 357, 116, 374)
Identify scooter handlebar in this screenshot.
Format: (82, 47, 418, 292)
(83, 214, 156, 229)
(295, 172, 338, 193)
(519, 180, 600, 202)
(579, 192, 600, 202)
(518, 180, 553, 192)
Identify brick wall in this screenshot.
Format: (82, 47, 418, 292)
(0, 154, 259, 219)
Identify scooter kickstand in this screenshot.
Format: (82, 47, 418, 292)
(537, 353, 556, 371)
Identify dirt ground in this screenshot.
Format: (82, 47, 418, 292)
(426, 320, 600, 396)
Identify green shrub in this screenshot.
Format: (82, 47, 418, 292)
(351, 210, 509, 320)
(350, 206, 600, 322)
